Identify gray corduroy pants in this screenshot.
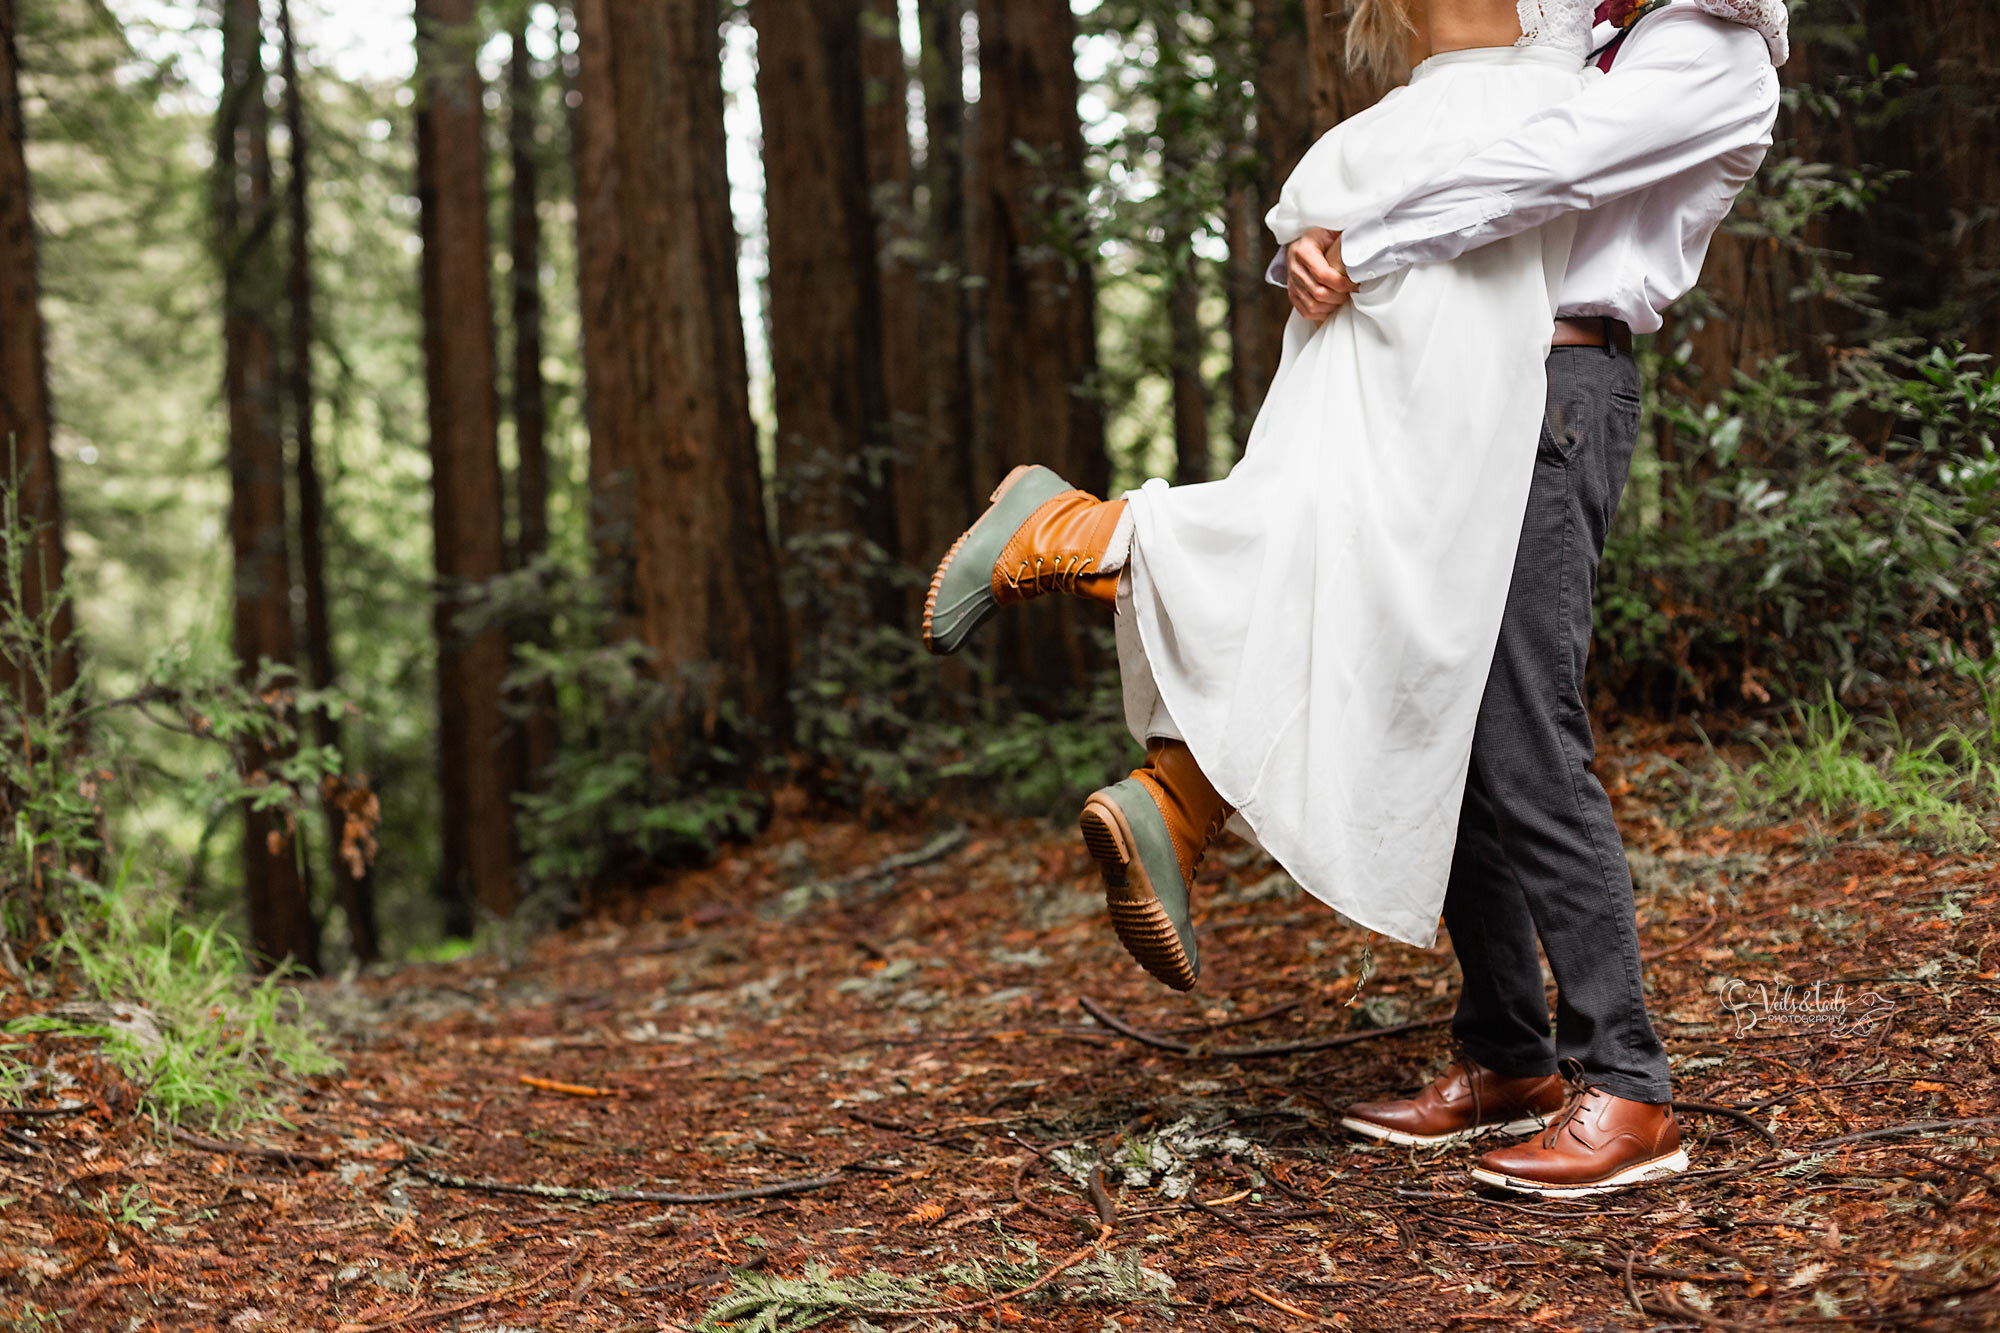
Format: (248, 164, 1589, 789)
(1442, 343, 1674, 1104)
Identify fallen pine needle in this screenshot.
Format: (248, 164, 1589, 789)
(334, 1252, 575, 1332)
(519, 1075, 615, 1097)
(401, 1161, 847, 1205)
(1250, 1286, 1322, 1323)
(861, 1226, 1113, 1317)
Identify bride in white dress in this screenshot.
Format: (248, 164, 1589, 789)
(924, 0, 1604, 987)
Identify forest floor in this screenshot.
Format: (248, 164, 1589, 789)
(4, 730, 2000, 1332)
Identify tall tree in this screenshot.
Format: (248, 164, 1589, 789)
(217, 0, 320, 971)
(860, 0, 936, 601)
(0, 0, 76, 715)
(1301, 0, 1393, 133)
(970, 0, 1107, 692)
(910, 0, 976, 575)
(758, 0, 899, 651)
(1155, 13, 1212, 486)
(416, 0, 517, 925)
(573, 0, 789, 772)
(1228, 0, 1313, 452)
(276, 0, 376, 965)
(508, 6, 555, 789)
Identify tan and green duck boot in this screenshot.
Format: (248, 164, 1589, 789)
(922, 464, 1125, 656)
(1079, 739, 1231, 992)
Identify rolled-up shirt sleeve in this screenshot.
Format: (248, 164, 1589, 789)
(1292, 11, 1777, 287)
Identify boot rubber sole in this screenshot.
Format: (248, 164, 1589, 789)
(922, 464, 1039, 656)
(1468, 1147, 1690, 1198)
(1339, 1113, 1552, 1149)
(1080, 793, 1196, 993)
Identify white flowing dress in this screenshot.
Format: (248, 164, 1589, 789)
(1107, 34, 1591, 949)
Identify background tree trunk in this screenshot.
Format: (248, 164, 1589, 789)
(218, 0, 320, 971)
(1301, 0, 1394, 132)
(0, 0, 76, 716)
(573, 0, 789, 774)
(912, 0, 975, 579)
(1157, 15, 1210, 487)
(277, 0, 375, 966)
(1228, 0, 1313, 453)
(862, 0, 935, 607)
(757, 0, 898, 652)
(508, 11, 555, 792)
(416, 0, 517, 926)
(970, 0, 1106, 694)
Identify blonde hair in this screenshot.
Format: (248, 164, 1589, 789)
(1346, 0, 1417, 82)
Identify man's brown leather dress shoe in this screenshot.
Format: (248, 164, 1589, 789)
(1339, 1056, 1565, 1148)
(1469, 1084, 1687, 1197)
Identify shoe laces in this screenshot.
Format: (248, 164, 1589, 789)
(1005, 552, 1099, 598)
(1535, 1060, 1597, 1150)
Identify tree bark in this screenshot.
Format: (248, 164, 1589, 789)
(911, 0, 975, 577)
(508, 11, 555, 791)
(218, 0, 320, 972)
(416, 0, 517, 925)
(758, 0, 898, 651)
(1157, 15, 1210, 487)
(1301, 0, 1394, 133)
(861, 0, 935, 607)
(1229, 0, 1314, 452)
(275, 0, 375, 966)
(0, 0, 76, 719)
(969, 0, 1107, 693)
(573, 0, 790, 774)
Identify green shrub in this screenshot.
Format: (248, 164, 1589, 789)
(1600, 345, 2000, 705)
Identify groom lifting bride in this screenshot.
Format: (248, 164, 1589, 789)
(921, 0, 1788, 1198)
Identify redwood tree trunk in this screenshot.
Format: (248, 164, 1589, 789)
(1157, 16, 1210, 487)
(912, 0, 975, 575)
(508, 12, 555, 789)
(861, 0, 935, 604)
(573, 0, 790, 773)
(758, 0, 898, 651)
(277, 0, 376, 966)
(416, 0, 518, 925)
(0, 0, 76, 717)
(1230, 0, 1314, 451)
(1302, 0, 1394, 133)
(218, 0, 320, 971)
(970, 0, 1107, 692)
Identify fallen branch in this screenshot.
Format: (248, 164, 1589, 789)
(860, 1226, 1111, 1317)
(401, 1161, 847, 1205)
(1079, 996, 1447, 1059)
(1640, 907, 1719, 962)
(799, 826, 968, 894)
(334, 1252, 576, 1333)
(172, 1127, 331, 1170)
(1673, 1100, 1779, 1145)
(518, 1075, 615, 1098)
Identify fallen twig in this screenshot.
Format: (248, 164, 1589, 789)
(799, 826, 968, 894)
(1674, 1099, 1780, 1145)
(518, 1075, 615, 1098)
(334, 1251, 576, 1332)
(1641, 907, 1720, 962)
(172, 1127, 331, 1170)
(859, 1226, 1111, 1317)
(1804, 1116, 2000, 1151)
(401, 1161, 846, 1205)
(1249, 1286, 1323, 1323)
(1086, 1166, 1117, 1231)
(1079, 995, 1447, 1058)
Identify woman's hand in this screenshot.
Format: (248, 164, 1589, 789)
(1287, 227, 1358, 323)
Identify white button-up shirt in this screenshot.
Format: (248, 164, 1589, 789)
(1269, 4, 1782, 334)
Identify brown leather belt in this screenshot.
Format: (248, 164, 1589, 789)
(1553, 316, 1634, 355)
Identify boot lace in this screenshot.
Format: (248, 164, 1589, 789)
(1535, 1060, 1597, 1150)
(1005, 552, 1100, 598)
